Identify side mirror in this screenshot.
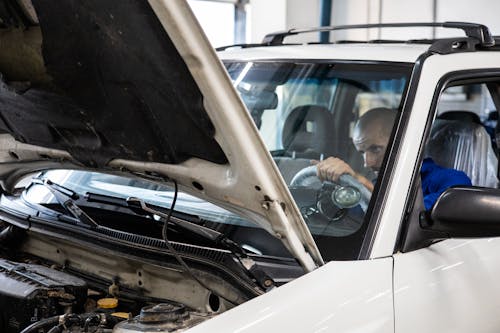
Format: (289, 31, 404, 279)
(421, 186, 500, 237)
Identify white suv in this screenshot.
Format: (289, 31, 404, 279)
(0, 1, 499, 332)
(204, 21, 500, 333)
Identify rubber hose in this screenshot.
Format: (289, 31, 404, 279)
(48, 325, 63, 333)
(20, 315, 60, 333)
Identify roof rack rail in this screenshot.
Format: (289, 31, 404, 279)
(262, 22, 495, 47)
(215, 43, 266, 52)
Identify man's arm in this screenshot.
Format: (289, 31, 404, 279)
(313, 157, 374, 192)
(422, 168, 472, 210)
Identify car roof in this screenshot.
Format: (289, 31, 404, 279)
(218, 43, 430, 63)
(218, 22, 500, 64)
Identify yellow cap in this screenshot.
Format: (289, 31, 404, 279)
(97, 298, 118, 309)
(111, 312, 131, 319)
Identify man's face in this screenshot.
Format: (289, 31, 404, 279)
(352, 122, 389, 174)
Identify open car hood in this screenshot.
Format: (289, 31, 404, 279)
(0, 0, 323, 270)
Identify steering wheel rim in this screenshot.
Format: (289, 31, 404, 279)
(290, 165, 371, 212)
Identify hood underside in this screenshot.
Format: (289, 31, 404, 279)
(0, 0, 226, 167)
(0, 0, 324, 270)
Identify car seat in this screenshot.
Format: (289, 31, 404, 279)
(437, 110, 482, 124)
(439, 110, 497, 150)
(281, 104, 335, 159)
(425, 112, 499, 188)
(275, 105, 335, 184)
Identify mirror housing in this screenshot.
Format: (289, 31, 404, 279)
(421, 186, 500, 237)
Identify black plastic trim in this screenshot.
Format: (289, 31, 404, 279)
(262, 22, 495, 48)
(427, 186, 500, 236)
(218, 23, 500, 55)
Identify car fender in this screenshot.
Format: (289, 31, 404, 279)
(186, 257, 394, 333)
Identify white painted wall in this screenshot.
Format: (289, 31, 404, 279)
(435, 0, 500, 37)
(249, 0, 320, 44)
(249, 0, 287, 43)
(188, 0, 235, 47)
(247, 0, 500, 43)
(378, 0, 434, 40)
(284, 0, 320, 43)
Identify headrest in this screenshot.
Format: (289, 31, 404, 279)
(438, 110, 481, 124)
(426, 119, 498, 188)
(282, 105, 335, 157)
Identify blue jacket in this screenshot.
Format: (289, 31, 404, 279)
(421, 158, 472, 210)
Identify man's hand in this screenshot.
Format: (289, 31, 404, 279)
(312, 157, 374, 192)
(312, 157, 355, 182)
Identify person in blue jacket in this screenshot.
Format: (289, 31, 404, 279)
(314, 107, 471, 210)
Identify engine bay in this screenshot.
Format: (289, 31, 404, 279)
(0, 172, 306, 332)
(0, 224, 243, 332)
(0, 253, 214, 333)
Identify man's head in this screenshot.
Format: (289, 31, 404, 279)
(353, 107, 396, 173)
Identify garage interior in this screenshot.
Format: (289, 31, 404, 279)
(188, 0, 500, 47)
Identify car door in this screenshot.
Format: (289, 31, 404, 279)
(393, 75, 500, 332)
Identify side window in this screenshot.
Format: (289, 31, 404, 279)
(420, 82, 500, 211)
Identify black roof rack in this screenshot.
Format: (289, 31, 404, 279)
(262, 22, 495, 47)
(216, 43, 266, 52)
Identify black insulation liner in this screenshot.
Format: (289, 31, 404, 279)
(0, 0, 227, 167)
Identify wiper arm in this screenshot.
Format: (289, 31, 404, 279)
(126, 197, 275, 290)
(87, 193, 246, 255)
(31, 178, 99, 229)
(126, 197, 242, 252)
(86, 193, 239, 248)
(85, 192, 205, 226)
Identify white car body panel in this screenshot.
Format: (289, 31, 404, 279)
(394, 238, 500, 332)
(186, 258, 394, 333)
(214, 38, 500, 331)
(218, 43, 429, 63)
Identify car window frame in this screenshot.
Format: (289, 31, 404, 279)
(396, 69, 500, 254)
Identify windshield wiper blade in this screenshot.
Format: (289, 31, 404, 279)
(126, 197, 275, 290)
(31, 178, 99, 229)
(126, 197, 240, 251)
(85, 192, 203, 224)
(86, 193, 244, 253)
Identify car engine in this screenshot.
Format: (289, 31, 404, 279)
(0, 221, 228, 333)
(0, 257, 215, 333)
(0, 258, 87, 332)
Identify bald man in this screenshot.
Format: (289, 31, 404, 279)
(314, 108, 471, 210)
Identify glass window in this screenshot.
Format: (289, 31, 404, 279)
(421, 81, 500, 211)
(224, 60, 412, 259)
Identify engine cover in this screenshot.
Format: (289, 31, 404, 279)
(0, 259, 87, 332)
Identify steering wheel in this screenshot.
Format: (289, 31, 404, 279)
(290, 165, 371, 212)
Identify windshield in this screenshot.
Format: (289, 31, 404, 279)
(22, 61, 411, 262)
(224, 60, 411, 259)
